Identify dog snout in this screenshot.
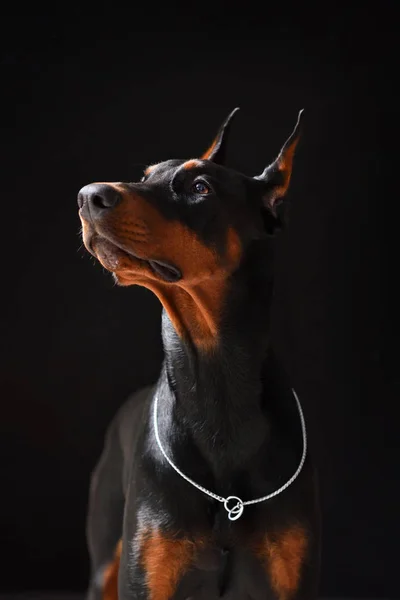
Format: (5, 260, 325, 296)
(77, 183, 122, 219)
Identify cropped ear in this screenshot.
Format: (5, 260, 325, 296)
(254, 110, 303, 216)
(201, 107, 240, 164)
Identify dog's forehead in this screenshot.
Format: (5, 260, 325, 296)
(144, 158, 242, 184)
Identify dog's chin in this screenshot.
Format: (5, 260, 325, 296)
(87, 236, 182, 284)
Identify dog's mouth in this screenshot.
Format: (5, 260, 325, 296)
(147, 259, 182, 282)
(88, 235, 182, 283)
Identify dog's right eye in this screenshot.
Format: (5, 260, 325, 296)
(192, 180, 211, 195)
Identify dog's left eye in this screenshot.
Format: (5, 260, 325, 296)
(192, 181, 210, 195)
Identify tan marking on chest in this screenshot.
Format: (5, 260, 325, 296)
(103, 539, 122, 600)
(139, 529, 206, 600)
(254, 525, 308, 600)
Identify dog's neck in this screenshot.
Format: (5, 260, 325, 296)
(158, 240, 281, 475)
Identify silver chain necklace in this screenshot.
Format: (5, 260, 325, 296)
(153, 388, 307, 521)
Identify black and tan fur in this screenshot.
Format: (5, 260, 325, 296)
(77, 108, 321, 600)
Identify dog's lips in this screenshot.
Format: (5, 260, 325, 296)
(89, 236, 182, 282)
(91, 236, 136, 272)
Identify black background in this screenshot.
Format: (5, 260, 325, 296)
(1, 5, 398, 597)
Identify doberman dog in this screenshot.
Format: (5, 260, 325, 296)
(77, 109, 321, 600)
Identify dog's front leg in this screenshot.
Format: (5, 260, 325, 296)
(118, 527, 204, 600)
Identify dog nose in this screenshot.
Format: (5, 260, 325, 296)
(77, 183, 122, 217)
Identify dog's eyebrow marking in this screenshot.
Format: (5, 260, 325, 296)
(253, 525, 308, 600)
(182, 159, 202, 170)
(144, 164, 159, 176)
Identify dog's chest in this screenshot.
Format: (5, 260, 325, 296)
(130, 511, 308, 600)
(134, 535, 273, 600)
(175, 539, 280, 599)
